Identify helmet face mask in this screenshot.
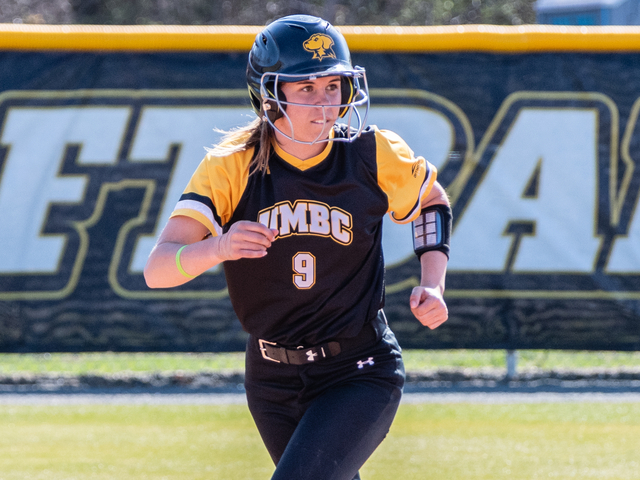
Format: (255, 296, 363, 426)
(247, 15, 370, 145)
(259, 69, 369, 144)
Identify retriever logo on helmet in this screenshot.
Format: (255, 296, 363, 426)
(303, 34, 337, 61)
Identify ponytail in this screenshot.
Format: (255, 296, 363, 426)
(208, 117, 273, 175)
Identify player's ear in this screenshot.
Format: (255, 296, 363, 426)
(263, 85, 287, 122)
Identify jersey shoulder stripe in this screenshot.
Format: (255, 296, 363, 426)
(372, 126, 438, 224)
(392, 167, 437, 223)
(174, 193, 222, 236)
(170, 146, 255, 235)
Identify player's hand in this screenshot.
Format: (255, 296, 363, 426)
(409, 286, 448, 329)
(214, 221, 278, 261)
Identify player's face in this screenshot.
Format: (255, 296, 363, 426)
(275, 76, 341, 143)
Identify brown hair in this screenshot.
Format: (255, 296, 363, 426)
(208, 117, 273, 175)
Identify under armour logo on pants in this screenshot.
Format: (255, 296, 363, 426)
(357, 357, 375, 369)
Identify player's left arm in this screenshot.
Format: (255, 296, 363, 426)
(409, 181, 450, 329)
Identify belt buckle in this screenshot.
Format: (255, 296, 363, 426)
(258, 338, 281, 363)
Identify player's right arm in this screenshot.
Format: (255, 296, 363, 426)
(144, 216, 277, 289)
(145, 143, 278, 288)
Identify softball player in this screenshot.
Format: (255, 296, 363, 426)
(145, 14, 450, 480)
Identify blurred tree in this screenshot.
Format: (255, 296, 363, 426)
(1, 0, 536, 26)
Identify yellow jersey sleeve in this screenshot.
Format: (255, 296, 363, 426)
(170, 147, 255, 237)
(374, 127, 437, 224)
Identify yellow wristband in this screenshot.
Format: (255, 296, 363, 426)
(175, 245, 195, 279)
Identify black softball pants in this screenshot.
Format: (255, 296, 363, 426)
(244, 321, 405, 480)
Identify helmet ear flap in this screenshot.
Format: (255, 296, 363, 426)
(262, 85, 287, 123)
(339, 76, 356, 118)
(249, 88, 262, 116)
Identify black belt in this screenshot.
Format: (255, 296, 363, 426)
(258, 319, 380, 365)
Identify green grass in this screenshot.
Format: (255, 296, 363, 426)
(366, 402, 640, 480)
(1, 402, 639, 479)
(402, 349, 640, 370)
(2, 350, 640, 376)
(0, 404, 271, 480)
(0, 352, 247, 376)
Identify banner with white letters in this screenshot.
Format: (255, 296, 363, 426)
(1, 47, 639, 351)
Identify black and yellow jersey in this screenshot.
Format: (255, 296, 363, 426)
(171, 124, 437, 346)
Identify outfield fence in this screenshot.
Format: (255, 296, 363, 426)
(1, 25, 640, 352)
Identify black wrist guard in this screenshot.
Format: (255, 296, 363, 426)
(412, 204, 452, 260)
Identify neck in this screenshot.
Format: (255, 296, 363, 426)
(274, 133, 328, 160)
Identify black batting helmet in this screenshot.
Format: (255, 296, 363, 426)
(246, 15, 369, 143)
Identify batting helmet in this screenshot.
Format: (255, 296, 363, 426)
(246, 15, 369, 143)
